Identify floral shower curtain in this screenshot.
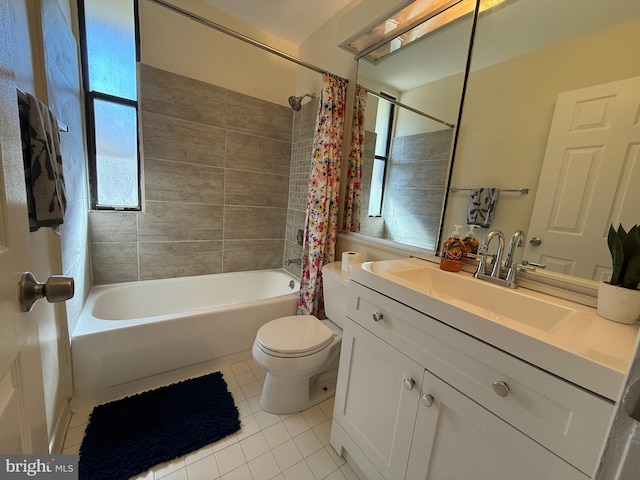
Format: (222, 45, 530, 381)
(297, 73, 348, 316)
(342, 85, 367, 232)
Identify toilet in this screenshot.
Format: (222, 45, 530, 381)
(252, 261, 349, 414)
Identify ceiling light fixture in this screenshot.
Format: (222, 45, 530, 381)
(341, 0, 509, 63)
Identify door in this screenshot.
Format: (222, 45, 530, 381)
(332, 320, 423, 480)
(524, 76, 640, 280)
(406, 369, 589, 480)
(0, 0, 48, 453)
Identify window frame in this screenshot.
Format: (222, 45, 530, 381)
(368, 95, 396, 217)
(77, 0, 142, 211)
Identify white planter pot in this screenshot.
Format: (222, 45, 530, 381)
(597, 282, 640, 325)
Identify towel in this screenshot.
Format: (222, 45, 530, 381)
(17, 91, 67, 233)
(467, 187, 499, 228)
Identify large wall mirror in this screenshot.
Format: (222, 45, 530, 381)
(353, 3, 476, 250)
(351, 0, 640, 286)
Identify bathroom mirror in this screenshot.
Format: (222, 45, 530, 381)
(351, 0, 640, 284)
(353, 5, 476, 250)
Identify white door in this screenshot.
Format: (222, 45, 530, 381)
(524, 76, 640, 280)
(0, 0, 48, 453)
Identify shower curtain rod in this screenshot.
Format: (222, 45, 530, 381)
(360, 86, 455, 128)
(147, 0, 337, 78)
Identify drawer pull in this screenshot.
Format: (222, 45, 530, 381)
(372, 312, 383, 322)
(421, 393, 434, 407)
(492, 381, 510, 397)
(403, 377, 416, 390)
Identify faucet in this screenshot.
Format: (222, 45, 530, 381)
(504, 230, 525, 268)
(476, 230, 505, 279)
(285, 258, 301, 266)
(475, 229, 527, 289)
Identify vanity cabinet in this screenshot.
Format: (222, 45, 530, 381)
(331, 282, 614, 480)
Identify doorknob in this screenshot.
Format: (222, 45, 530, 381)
(528, 236, 542, 246)
(18, 272, 74, 312)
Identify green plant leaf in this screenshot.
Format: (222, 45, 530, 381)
(608, 224, 625, 285)
(623, 251, 640, 290)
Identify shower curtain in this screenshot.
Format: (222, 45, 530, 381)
(297, 73, 348, 317)
(342, 85, 367, 232)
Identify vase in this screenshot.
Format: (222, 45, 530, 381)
(597, 282, 640, 325)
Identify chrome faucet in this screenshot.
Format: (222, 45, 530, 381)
(475, 229, 526, 289)
(477, 230, 505, 279)
(285, 258, 301, 266)
(504, 230, 525, 268)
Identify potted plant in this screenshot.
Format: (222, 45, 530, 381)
(597, 224, 640, 324)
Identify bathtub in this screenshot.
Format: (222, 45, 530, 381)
(71, 269, 299, 407)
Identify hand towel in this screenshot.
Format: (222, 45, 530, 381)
(467, 187, 499, 228)
(17, 91, 67, 233)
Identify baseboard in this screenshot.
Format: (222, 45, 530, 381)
(49, 398, 73, 454)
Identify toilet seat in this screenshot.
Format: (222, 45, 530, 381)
(256, 315, 335, 358)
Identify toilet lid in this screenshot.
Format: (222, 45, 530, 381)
(256, 315, 334, 355)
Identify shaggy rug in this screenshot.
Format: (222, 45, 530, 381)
(78, 372, 240, 480)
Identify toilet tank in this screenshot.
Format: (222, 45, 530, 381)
(322, 262, 351, 328)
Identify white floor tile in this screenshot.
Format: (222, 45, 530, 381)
(271, 439, 303, 471)
(293, 429, 322, 458)
(282, 460, 315, 480)
(306, 447, 339, 479)
(240, 432, 271, 462)
(247, 451, 281, 480)
(301, 405, 328, 428)
(215, 443, 247, 476)
(254, 410, 281, 430)
(282, 413, 310, 437)
(186, 453, 220, 479)
(65, 361, 351, 480)
(262, 422, 292, 449)
(220, 463, 252, 480)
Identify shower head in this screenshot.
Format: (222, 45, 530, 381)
(288, 93, 316, 111)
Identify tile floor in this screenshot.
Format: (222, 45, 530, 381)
(61, 358, 360, 480)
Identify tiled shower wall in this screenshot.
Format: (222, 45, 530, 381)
(382, 128, 453, 250)
(89, 64, 293, 284)
(283, 99, 317, 277)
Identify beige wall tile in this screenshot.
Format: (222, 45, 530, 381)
(139, 201, 223, 242)
(223, 240, 284, 272)
(224, 206, 286, 240)
(225, 169, 289, 207)
(142, 112, 226, 167)
(89, 211, 137, 243)
(144, 158, 225, 204)
(91, 243, 139, 285)
(139, 241, 223, 280)
(227, 90, 292, 142)
(226, 131, 291, 175)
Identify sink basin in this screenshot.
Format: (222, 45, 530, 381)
(363, 260, 576, 332)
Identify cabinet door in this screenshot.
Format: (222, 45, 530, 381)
(407, 370, 589, 480)
(333, 320, 423, 480)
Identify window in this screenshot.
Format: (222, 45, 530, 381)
(368, 95, 396, 216)
(78, 0, 140, 210)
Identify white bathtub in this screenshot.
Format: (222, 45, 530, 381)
(71, 269, 299, 407)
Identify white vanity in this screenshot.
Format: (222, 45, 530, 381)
(330, 257, 639, 480)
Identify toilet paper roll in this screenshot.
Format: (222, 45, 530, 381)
(341, 251, 363, 273)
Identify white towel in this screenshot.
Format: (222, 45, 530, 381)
(467, 187, 499, 228)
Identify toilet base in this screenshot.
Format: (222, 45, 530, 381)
(259, 363, 338, 415)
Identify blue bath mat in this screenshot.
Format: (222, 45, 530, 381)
(78, 371, 240, 480)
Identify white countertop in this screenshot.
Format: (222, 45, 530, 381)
(347, 257, 639, 401)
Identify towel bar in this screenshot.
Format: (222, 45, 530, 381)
(450, 187, 529, 195)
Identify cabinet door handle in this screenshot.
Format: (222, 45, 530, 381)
(372, 312, 383, 322)
(403, 377, 416, 390)
(492, 381, 510, 397)
(421, 393, 434, 407)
